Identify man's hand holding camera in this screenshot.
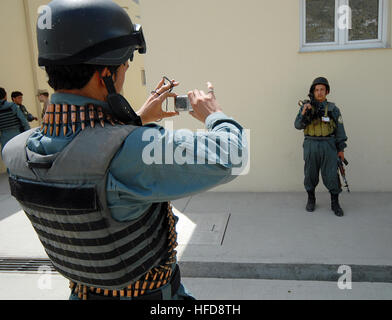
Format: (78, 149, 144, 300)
(137, 79, 223, 124)
(137, 77, 180, 124)
(188, 82, 222, 123)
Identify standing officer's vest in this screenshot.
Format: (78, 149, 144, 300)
(0, 102, 22, 131)
(304, 104, 336, 137)
(2, 125, 173, 290)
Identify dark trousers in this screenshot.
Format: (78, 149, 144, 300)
(303, 137, 341, 195)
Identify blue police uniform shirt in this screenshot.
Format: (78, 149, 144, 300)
(0, 100, 31, 150)
(26, 93, 248, 222)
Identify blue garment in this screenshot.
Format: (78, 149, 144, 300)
(19, 104, 36, 122)
(0, 100, 30, 151)
(26, 93, 248, 222)
(294, 100, 347, 194)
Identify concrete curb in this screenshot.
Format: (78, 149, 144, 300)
(178, 261, 392, 283)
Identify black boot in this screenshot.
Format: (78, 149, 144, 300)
(331, 193, 344, 217)
(306, 191, 316, 212)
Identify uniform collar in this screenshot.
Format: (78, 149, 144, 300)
(319, 100, 328, 107)
(51, 92, 109, 109)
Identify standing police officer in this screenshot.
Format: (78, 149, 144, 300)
(0, 87, 30, 152)
(295, 77, 347, 217)
(2, 0, 247, 300)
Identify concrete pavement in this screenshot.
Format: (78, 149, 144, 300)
(0, 173, 391, 299)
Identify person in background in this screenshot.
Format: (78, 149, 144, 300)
(0, 87, 30, 152)
(11, 91, 38, 122)
(36, 89, 50, 120)
(294, 77, 347, 217)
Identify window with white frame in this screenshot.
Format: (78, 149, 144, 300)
(300, 0, 390, 51)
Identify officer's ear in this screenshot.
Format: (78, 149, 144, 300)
(98, 67, 113, 88)
(99, 67, 111, 79)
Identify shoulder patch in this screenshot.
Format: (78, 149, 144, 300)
(338, 115, 343, 124)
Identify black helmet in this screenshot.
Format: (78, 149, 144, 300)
(37, 0, 146, 66)
(310, 77, 330, 94)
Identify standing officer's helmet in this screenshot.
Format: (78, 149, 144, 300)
(37, 0, 146, 67)
(309, 77, 330, 95)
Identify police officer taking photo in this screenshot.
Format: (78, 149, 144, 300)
(295, 77, 348, 217)
(2, 0, 247, 300)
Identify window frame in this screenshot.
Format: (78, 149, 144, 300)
(300, 0, 390, 52)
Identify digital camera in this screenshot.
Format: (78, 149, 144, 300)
(174, 95, 193, 112)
